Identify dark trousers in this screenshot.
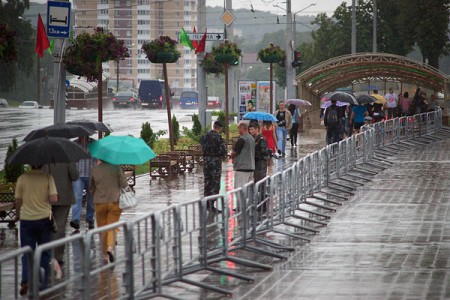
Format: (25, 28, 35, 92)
(290, 123, 299, 145)
(20, 218, 52, 288)
(326, 125, 342, 145)
(203, 157, 222, 197)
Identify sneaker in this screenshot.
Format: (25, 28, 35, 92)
(87, 220, 95, 230)
(107, 249, 115, 263)
(70, 220, 80, 230)
(277, 150, 282, 155)
(19, 283, 28, 296)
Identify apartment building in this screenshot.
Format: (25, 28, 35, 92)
(72, 0, 197, 96)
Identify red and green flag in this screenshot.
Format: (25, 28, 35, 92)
(179, 27, 194, 51)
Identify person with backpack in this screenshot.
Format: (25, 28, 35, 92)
(324, 99, 344, 144)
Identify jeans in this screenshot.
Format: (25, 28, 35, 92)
(20, 218, 52, 288)
(276, 126, 288, 154)
(71, 177, 95, 222)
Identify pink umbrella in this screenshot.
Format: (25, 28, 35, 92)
(321, 100, 350, 108)
(286, 99, 312, 106)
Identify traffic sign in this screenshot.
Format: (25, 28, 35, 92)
(47, 1, 71, 38)
(185, 33, 224, 41)
(221, 10, 235, 27)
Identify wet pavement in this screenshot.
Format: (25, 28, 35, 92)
(5, 106, 450, 299)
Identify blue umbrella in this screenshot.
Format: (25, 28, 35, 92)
(88, 135, 156, 165)
(242, 111, 277, 122)
(364, 85, 379, 91)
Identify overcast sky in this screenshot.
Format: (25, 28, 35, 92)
(207, 0, 344, 16)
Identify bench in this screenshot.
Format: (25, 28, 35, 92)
(187, 145, 204, 165)
(0, 192, 17, 228)
(171, 150, 195, 172)
(149, 155, 179, 179)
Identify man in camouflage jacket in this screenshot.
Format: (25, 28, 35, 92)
(200, 121, 227, 212)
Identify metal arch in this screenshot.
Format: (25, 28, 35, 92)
(297, 53, 449, 96)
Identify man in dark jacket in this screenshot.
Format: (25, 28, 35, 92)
(324, 99, 344, 144)
(200, 121, 227, 212)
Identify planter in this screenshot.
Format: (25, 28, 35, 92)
(149, 52, 179, 63)
(214, 54, 239, 64)
(0, 192, 16, 228)
(260, 54, 283, 63)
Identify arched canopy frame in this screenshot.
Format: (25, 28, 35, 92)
(297, 53, 449, 97)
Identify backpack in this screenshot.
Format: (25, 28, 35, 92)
(326, 107, 339, 126)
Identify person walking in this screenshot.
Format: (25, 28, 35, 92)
(287, 104, 301, 148)
(398, 91, 411, 116)
(90, 160, 128, 264)
(273, 100, 292, 156)
(43, 163, 79, 270)
(384, 87, 399, 119)
(371, 89, 387, 123)
(350, 104, 369, 134)
(199, 120, 227, 212)
(70, 136, 96, 231)
(324, 99, 344, 144)
(230, 122, 255, 189)
(261, 121, 278, 158)
(15, 165, 58, 296)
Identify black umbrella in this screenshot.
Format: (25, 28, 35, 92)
(356, 94, 376, 105)
(328, 91, 358, 105)
(8, 137, 90, 166)
(66, 119, 113, 133)
(24, 124, 95, 142)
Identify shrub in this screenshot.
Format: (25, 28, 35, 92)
(4, 138, 24, 183)
(140, 122, 155, 148)
(172, 114, 180, 145)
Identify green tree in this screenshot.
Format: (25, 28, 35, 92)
(4, 138, 24, 183)
(0, 0, 34, 93)
(140, 122, 155, 148)
(192, 113, 202, 136)
(172, 114, 180, 145)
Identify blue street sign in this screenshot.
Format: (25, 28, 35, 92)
(65, 80, 70, 88)
(47, 1, 71, 38)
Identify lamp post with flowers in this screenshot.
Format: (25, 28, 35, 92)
(62, 27, 129, 138)
(258, 43, 286, 114)
(210, 40, 241, 140)
(142, 36, 181, 151)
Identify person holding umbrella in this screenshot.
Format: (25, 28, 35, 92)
(324, 99, 344, 144)
(70, 136, 97, 231)
(15, 165, 58, 296)
(90, 160, 128, 263)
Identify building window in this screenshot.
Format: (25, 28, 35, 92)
(100, 0, 109, 4)
(115, 10, 120, 16)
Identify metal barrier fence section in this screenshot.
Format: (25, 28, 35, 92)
(1, 109, 447, 299)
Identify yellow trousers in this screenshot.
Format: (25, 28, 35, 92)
(95, 202, 122, 255)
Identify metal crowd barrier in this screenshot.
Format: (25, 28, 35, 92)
(1, 109, 447, 299)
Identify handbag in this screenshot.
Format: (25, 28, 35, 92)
(119, 186, 137, 209)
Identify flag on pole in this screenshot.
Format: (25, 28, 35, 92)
(191, 26, 199, 50)
(179, 27, 194, 51)
(195, 29, 207, 54)
(35, 14, 50, 57)
(48, 38, 55, 55)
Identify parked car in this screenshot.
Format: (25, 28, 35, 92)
(0, 98, 8, 108)
(112, 91, 141, 109)
(19, 101, 42, 109)
(138, 79, 172, 109)
(179, 91, 199, 109)
(207, 96, 222, 109)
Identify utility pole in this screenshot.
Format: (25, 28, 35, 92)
(53, 38, 66, 125)
(351, 0, 356, 54)
(285, 0, 294, 100)
(198, 0, 207, 128)
(226, 0, 235, 120)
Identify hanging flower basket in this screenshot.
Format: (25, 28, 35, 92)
(62, 27, 129, 82)
(202, 52, 225, 76)
(258, 43, 286, 64)
(0, 24, 17, 64)
(211, 40, 241, 65)
(142, 36, 181, 64)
